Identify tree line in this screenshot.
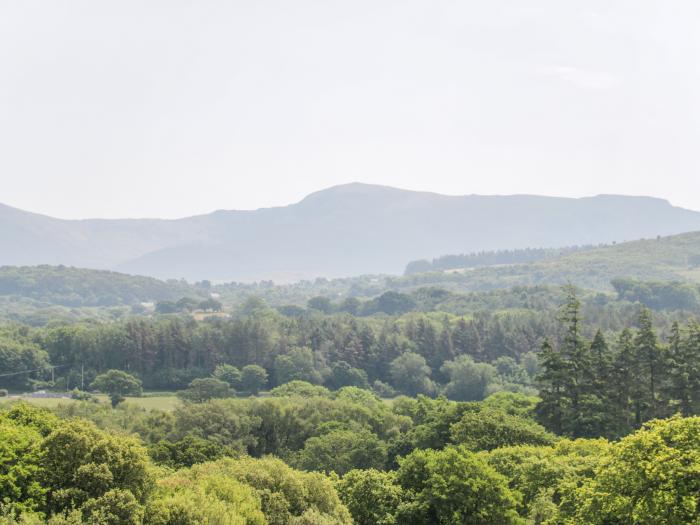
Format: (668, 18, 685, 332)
(1, 310, 552, 393)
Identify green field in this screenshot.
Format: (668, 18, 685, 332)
(0, 393, 181, 411)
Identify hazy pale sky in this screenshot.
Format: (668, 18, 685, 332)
(1, 0, 699, 219)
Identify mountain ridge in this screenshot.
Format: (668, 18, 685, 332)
(3, 183, 700, 281)
(3, 183, 691, 220)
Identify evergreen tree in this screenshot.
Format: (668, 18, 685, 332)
(665, 321, 700, 417)
(664, 322, 688, 416)
(452, 318, 482, 358)
(434, 317, 455, 381)
(590, 330, 612, 389)
(557, 286, 591, 436)
(633, 308, 663, 421)
(576, 330, 614, 437)
(685, 321, 700, 415)
(535, 339, 568, 435)
(610, 328, 636, 435)
(413, 318, 440, 370)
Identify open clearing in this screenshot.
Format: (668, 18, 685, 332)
(0, 393, 181, 411)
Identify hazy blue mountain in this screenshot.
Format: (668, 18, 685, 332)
(3, 183, 700, 282)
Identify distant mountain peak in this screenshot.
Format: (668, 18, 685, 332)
(2, 185, 700, 282)
(299, 182, 417, 202)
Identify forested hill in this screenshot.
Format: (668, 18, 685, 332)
(399, 231, 700, 291)
(0, 265, 202, 307)
(3, 230, 700, 313)
(4, 183, 700, 281)
(405, 245, 598, 274)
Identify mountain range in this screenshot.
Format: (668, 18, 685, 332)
(3, 183, 700, 282)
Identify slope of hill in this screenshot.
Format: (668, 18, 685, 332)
(3, 184, 700, 281)
(395, 232, 700, 292)
(2, 230, 700, 323)
(404, 245, 599, 274)
(0, 265, 202, 307)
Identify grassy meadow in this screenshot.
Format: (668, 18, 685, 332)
(0, 393, 181, 411)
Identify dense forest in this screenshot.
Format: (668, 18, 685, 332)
(3, 286, 700, 434)
(2, 267, 700, 523)
(1, 386, 699, 523)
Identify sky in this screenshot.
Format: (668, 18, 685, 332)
(1, 0, 699, 219)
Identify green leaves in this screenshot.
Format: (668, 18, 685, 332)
(337, 469, 403, 525)
(570, 416, 700, 524)
(293, 429, 388, 475)
(177, 378, 234, 403)
(0, 406, 153, 521)
(450, 408, 556, 452)
(0, 419, 45, 512)
(389, 353, 433, 396)
(41, 419, 153, 513)
(395, 446, 521, 524)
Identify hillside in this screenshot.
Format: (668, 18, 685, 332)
(397, 231, 700, 292)
(3, 184, 700, 281)
(0, 265, 202, 307)
(405, 245, 599, 274)
(3, 230, 700, 315)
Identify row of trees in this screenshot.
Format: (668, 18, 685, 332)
(5, 295, 700, 424)
(1, 311, 551, 392)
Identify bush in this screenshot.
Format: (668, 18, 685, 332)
(70, 389, 93, 401)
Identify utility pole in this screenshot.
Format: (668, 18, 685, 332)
(81, 364, 84, 391)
